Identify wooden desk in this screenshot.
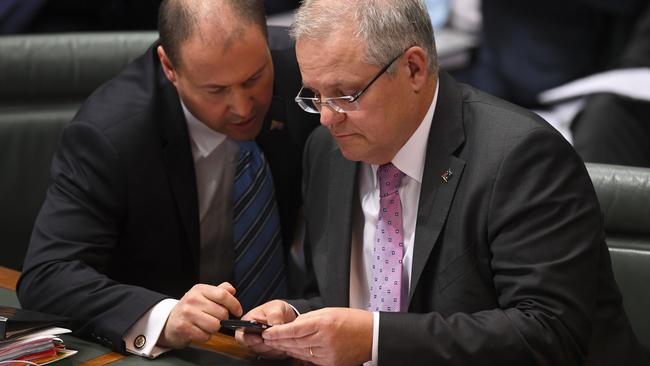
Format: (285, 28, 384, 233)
(0, 265, 19, 291)
(0, 266, 286, 366)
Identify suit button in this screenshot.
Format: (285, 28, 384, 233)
(134, 335, 146, 349)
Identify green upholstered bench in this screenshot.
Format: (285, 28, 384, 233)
(586, 163, 650, 354)
(0, 32, 157, 270)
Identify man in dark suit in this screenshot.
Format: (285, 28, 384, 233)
(452, 0, 647, 109)
(17, 0, 318, 358)
(572, 1, 650, 167)
(237, 1, 648, 365)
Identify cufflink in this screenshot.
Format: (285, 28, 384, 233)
(134, 335, 146, 349)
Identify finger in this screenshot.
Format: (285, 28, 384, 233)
(263, 337, 314, 352)
(241, 308, 267, 323)
(234, 330, 264, 348)
(235, 331, 287, 359)
(262, 317, 318, 340)
(202, 285, 243, 317)
(235, 331, 263, 349)
(263, 329, 322, 352)
(241, 332, 265, 346)
(182, 294, 231, 321)
(187, 309, 224, 334)
(216, 282, 236, 295)
(178, 294, 232, 327)
(265, 301, 295, 325)
(169, 299, 223, 334)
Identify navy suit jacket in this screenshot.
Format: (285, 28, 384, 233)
(457, 0, 647, 108)
(17, 28, 319, 352)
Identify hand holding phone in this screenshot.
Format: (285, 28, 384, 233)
(220, 319, 272, 334)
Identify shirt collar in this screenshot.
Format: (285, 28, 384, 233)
(371, 79, 439, 186)
(181, 100, 228, 161)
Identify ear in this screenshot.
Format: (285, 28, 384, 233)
(157, 45, 178, 87)
(403, 46, 429, 92)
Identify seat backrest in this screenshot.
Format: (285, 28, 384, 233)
(0, 32, 157, 270)
(586, 163, 650, 352)
(0, 31, 158, 103)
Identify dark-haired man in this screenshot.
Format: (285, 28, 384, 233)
(18, 0, 318, 358)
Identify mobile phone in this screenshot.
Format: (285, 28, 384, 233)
(220, 319, 272, 334)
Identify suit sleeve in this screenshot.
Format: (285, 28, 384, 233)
(285, 126, 326, 314)
(378, 128, 603, 365)
(17, 121, 169, 353)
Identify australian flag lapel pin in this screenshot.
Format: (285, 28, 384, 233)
(441, 168, 453, 183)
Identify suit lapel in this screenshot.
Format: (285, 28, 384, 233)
(408, 72, 466, 307)
(157, 64, 201, 270)
(324, 148, 358, 307)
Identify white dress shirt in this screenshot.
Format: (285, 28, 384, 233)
(351, 81, 439, 365)
(123, 101, 239, 358)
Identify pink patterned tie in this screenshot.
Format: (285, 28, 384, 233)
(369, 163, 405, 312)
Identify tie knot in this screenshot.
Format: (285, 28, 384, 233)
(237, 140, 260, 157)
(236, 141, 262, 171)
(377, 163, 405, 197)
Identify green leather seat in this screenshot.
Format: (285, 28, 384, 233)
(586, 163, 650, 353)
(0, 32, 157, 270)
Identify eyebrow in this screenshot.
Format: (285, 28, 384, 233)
(301, 79, 350, 92)
(200, 62, 268, 89)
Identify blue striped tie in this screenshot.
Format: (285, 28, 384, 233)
(233, 141, 288, 311)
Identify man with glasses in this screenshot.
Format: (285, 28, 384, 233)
(236, 0, 647, 365)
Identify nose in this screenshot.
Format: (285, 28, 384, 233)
(319, 104, 345, 127)
(230, 87, 254, 118)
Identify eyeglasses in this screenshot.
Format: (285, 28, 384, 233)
(294, 51, 404, 114)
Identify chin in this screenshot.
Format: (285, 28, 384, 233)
(229, 122, 263, 141)
(339, 147, 364, 163)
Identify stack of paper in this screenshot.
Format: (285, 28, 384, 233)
(0, 306, 76, 365)
(0, 327, 77, 365)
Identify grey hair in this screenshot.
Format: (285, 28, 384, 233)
(291, 0, 437, 75)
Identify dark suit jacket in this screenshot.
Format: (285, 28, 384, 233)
(293, 72, 647, 365)
(17, 28, 319, 352)
(572, 2, 650, 167)
(454, 0, 647, 108)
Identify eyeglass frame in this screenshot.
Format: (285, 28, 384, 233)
(294, 48, 408, 114)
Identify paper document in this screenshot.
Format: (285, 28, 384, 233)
(538, 68, 650, 104)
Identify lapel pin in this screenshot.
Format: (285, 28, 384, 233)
(441, 169, 453, 183)
(270, 119, 285, 131)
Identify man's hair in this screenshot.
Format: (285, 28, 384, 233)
(158, 0, 267, 68)
(291, 0, 437, 75)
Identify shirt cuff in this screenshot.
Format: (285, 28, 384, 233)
(123, 298, 178, 358)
